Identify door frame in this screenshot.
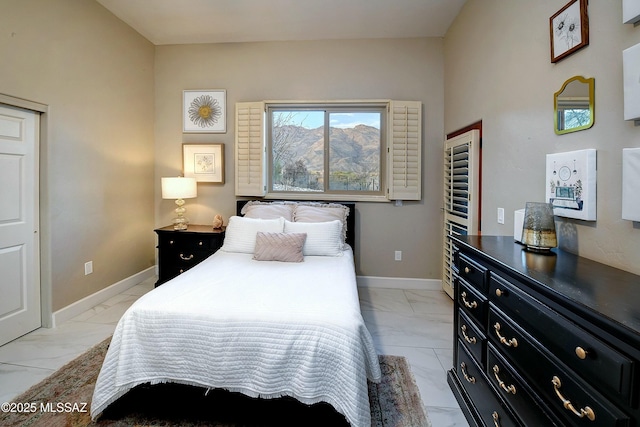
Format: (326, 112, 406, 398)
(446, 121, 483, 232)
(0, 93, 53, 328)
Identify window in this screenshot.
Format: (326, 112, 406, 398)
(235, 100, 421, 202)
(268, 104, 385, 197)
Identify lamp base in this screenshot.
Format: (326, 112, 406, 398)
(172, 198, 189, 230)
(172, 218, 189, 230)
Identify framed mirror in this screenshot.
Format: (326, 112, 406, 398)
(554, 76, 595, 135)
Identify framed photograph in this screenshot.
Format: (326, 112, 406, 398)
(183, 90, 226, 133)
(183, 144, 225, 183)
(550, 0, 589, 63)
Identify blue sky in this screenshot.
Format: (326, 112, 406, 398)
(276, 111, 380, 129)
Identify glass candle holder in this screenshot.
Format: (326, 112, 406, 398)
(521, 202, 557, 252)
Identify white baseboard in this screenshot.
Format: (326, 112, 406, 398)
(51, 267, 156, 327)
(356, 275, 442, 291)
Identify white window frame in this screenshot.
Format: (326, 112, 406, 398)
(235, 100, 421, 202)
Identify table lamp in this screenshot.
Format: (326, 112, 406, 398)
(161, 177, 197, 230)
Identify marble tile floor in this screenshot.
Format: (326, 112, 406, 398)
(0, 277, 467, 426)
(359, 287, 468, 426)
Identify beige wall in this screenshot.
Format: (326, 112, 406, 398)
(0, 0, 156, 311)
(445, 0, 640, 274)
(155, 38, 445, 278)
(7, 0, 636, 315)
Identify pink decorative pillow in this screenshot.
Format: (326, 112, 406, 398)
(253, 232, 307, 262)
(243, 204, 295, 221)
(241, 201, 297, 221)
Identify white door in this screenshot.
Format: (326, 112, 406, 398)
(442, 129, 480, 298)
(0, 104, 40, 346)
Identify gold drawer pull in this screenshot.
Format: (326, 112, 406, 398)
(169, 240, 174, 245)
(492, 411, 501, 427)
(494, 322, 518, 348)
(575, 346, 588, 360)
(179, 269, 184, 273)
(460, 362, 476, 384)
(464, 266, 471, 274)
(198, 241, 203, 246)
(179, 253, 194, 261)
(495, 288, 503, 297)
(551, 376, 596, 421)
(461, 291, 478, 309)
(461, 325, 477, 344)
(493, 365, 516, 394)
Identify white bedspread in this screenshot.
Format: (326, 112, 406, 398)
(90, 248, 381, 427)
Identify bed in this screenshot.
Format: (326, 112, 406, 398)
(90, 201, 381, 427)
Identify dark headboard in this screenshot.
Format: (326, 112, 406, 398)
(236, 200, 356, 252)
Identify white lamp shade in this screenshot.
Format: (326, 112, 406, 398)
(161, 177, 197, 199)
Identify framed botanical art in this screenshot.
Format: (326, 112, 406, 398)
(183, 144, 225, 183)
(183, 90, 226, 133)
(550, 0, 589, 63)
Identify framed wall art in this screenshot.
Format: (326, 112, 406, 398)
(623, 43, 640, 121)
(623, 0, 640, 24)
(183, 143, 225, 183)
(183, 90, 226, 133)
(550, 0, 589, 63)
(545, 149, 596, 221)
(622, 148, 640, 221)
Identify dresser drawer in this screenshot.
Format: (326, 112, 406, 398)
(457, 278, 488, 327)
(458, 253, 487, 291)
(162, 247, 212, 264)
(158, 233, 222, 251)
(456, 340, 519, 427)
(488, 308, 630, 427)
(157, 265, 188, 282)
(489, 272, 635, 403)
(458, 310, 486, 366)
(487, 344, 558, 427)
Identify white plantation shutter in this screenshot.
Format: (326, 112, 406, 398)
(387, 101, 421, 200)
(235, 102, 266, 196)
(442, 129, 480, 298)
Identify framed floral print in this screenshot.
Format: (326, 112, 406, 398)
(183, 90, 226, 133)
(183, 143, 225, 183)
(550, 0, 589, 63)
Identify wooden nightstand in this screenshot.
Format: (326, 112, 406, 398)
(154, 225, 226, 286)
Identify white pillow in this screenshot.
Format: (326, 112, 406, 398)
(222, 216, 285, 254)
(293, 204, 349, 248)
(284, 220, 343, 256)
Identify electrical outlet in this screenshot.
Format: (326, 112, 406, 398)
(84, 261, 93, 275)
(394, 250, 402, 261)
(497, 208, 505, 224)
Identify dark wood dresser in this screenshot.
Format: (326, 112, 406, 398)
(154, 225, 225, 286)
(448, 235, 640, 427)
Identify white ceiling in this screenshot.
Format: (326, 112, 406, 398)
(96, 0, 467, 45)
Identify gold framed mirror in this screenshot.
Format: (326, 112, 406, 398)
(554, 76, 595, 135)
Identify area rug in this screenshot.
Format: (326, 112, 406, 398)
(1, 337, 431, 427)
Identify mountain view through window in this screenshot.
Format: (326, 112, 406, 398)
(270, 109, 383, 194)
